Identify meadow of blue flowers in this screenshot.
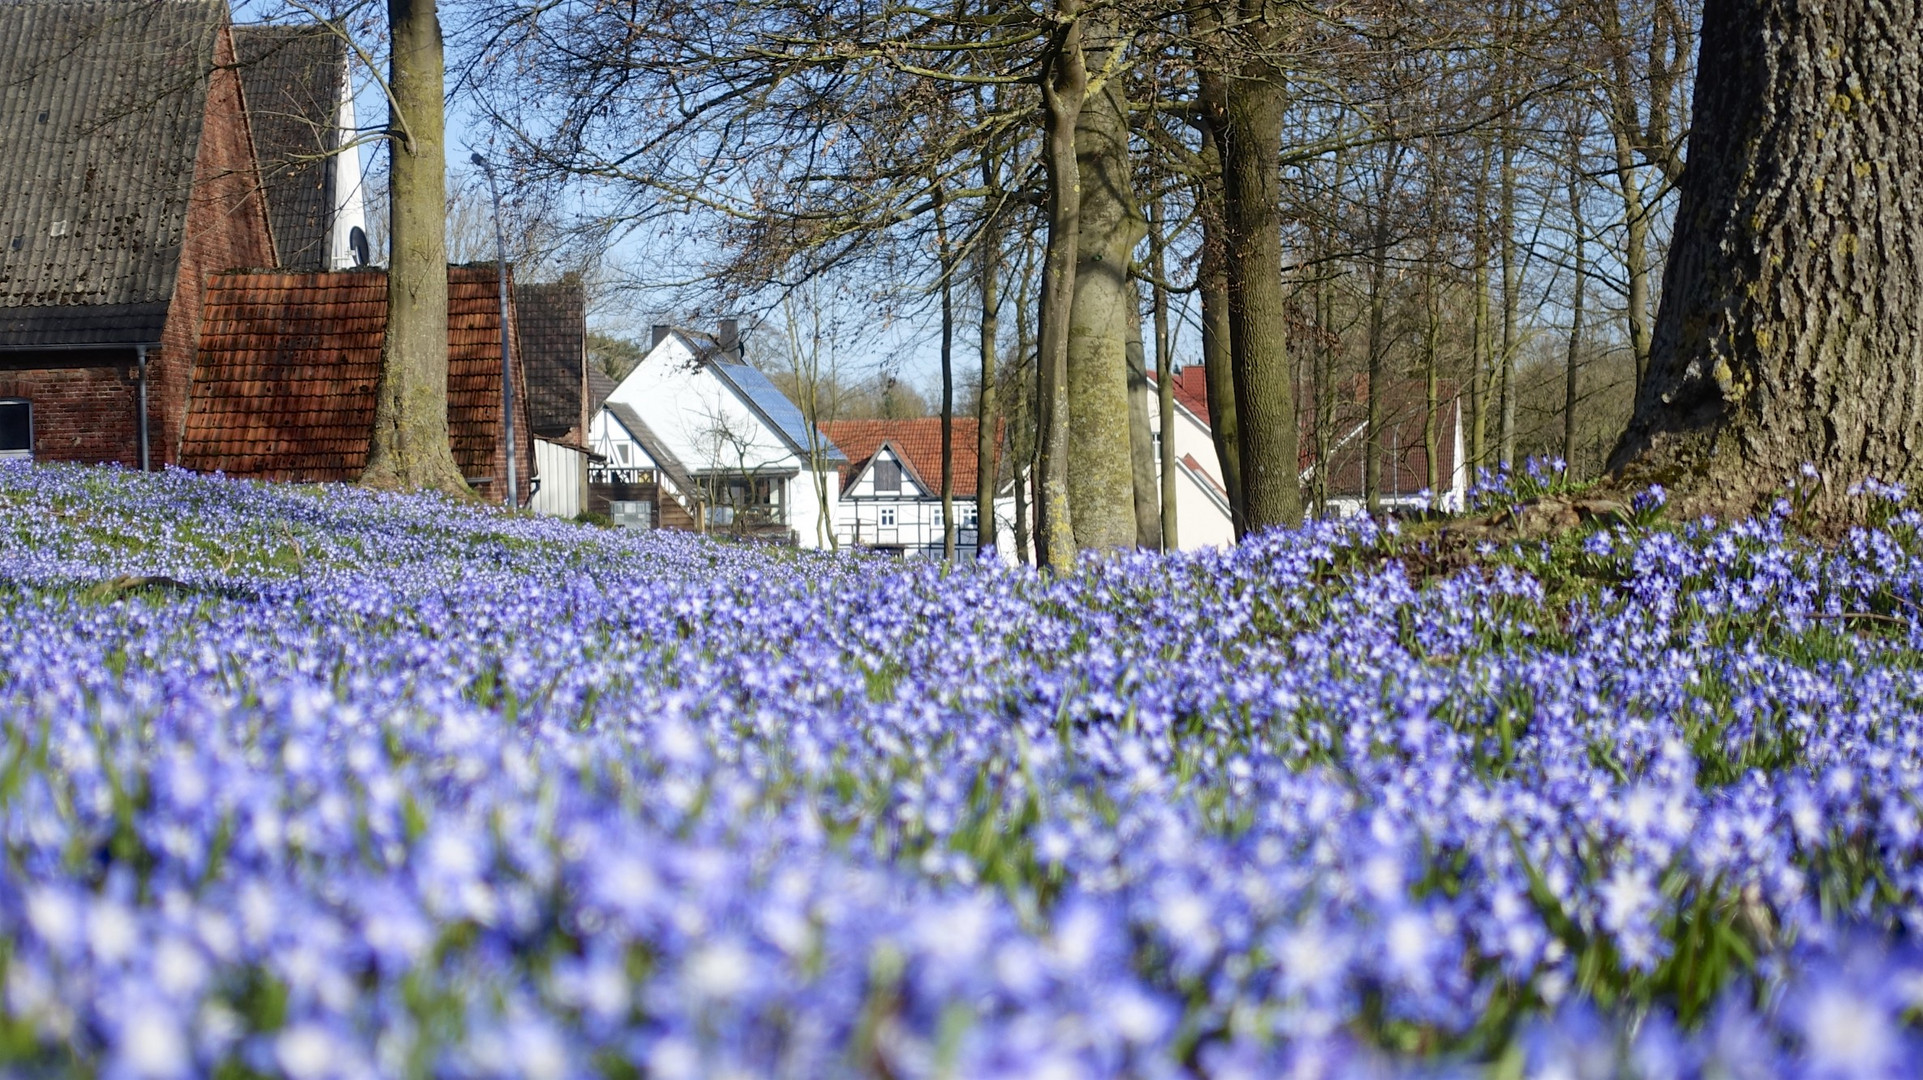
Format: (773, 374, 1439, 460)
(1, 461, 1920, 1077)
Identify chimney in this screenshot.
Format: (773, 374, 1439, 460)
(651, 324, 671, 348)
(717, 318, 741, 362)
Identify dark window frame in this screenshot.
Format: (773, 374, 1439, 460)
(873, 458, 902, 493)
(0, 399, 31, 458)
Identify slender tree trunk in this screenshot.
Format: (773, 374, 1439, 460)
(1194, 117, 1246, 532)
(1363, 164, 1393, 514)
(1468, 164, 1490, 473)
(1613, 128, 1655, 387)
(1151, 199, 1177, 550)
(935, 192, 957, 562)
(977, 157, 1002, 559)
(1423, 250, 1442, 507)
(1497, 122, 1520, 470)
(1610, 0, 1923, 503)
(1064, 11, 1143, 551)
(1125, 298, 1163, 548)
(1565, 142, 1587, 472)
(362, 0, 467, 495)
(1205, 37, 1302, 533)
(1036, 5, 1085, 571)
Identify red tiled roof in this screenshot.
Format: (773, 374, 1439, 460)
(180, 266, 532, 499)
(1146, 366, 1213, 424)
(819, 417, 1001, 498)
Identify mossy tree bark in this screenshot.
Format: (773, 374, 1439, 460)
(1035, 2, 1085, 572)
(1063, 11, 1144, 552)
(362, 0, 467, 496)
(1609, 0, 1923, 502)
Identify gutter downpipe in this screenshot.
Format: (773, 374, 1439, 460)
(472, 152, 518, 509)
(137, 344, 149, 472)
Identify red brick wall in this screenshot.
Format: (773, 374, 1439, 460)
(154, 24, 277, 466)
(0, 368, 140, 464)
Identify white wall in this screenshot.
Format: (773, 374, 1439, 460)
(1144, 385, 1237, 550)
(531, 439, 586, 518)
(327, 66, 369, 270)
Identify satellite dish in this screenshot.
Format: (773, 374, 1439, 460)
(349, 226, 370, 267)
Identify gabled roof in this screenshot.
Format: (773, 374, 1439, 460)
(0, 0, 226, 345)
(232, 23, 343, 271)
(514, 280, 585, 439)
(602, 401, 699, 495)
(820, 418, 999, 498)
(180, 265, 527, 482)
(586, 367, 618, 413)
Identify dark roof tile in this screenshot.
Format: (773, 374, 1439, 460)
(0, 0, 224, 338)
(232, 24, 344, 271)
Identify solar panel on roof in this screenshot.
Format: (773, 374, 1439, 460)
(708, 360, 847, 462)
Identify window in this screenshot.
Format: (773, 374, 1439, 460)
(879, 507, 897, 527)
(609, 500, 653, 530)
(963, 506, 979, 528)
(873, 459, 902, 493)
(0, 400, 30, 461)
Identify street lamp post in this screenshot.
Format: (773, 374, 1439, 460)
(471, 151, 518, 509)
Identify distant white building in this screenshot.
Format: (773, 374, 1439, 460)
(819, 419, 1017, 557)
(1146, 364, 1468, 535)
(589, 323, 846, 547)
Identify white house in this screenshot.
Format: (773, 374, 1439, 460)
(590, 323, 846, 547)
(819, 418, 1018, 557)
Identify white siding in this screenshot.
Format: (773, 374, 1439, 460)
(531, 439, 586, 518)
(1144, 383, 1237, 550)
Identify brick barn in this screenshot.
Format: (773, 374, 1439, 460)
(0, 0, 275, 468)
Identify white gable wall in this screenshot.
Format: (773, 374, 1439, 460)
(1142, 383, 1237, 550)
(602, 334, 841, 548)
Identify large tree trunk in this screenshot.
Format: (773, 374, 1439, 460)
(1206, 37, 1303, 533)
(362, 0, 467, 496)
(1610, 0, 1923, 503)
(1064, 12, 1143, 552)
(1035, 5, 1085, 571)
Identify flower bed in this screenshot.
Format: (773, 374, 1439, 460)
(0, 461, 1919, 1077)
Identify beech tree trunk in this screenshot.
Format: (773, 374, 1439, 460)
(1035, 5, 1085, 572)
(1064, 12, 1144, 552)
(1610, 0, 1923, 501)
(362, 0, 467, 496)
